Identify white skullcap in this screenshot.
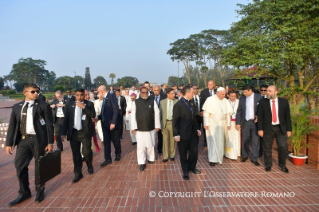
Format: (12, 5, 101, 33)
(217, 87, 225, 92)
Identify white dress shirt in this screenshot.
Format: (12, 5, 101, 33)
(166, 99, 173, 120)
(245, 93, 255, 121)
(21, 100, 36, 134)
(270, 97, 280, 125)
(73, 102, 83, 130)
(193, 95, 200, 115)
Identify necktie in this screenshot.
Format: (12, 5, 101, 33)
(272, 100, 277, 123)
(74, 105, 82, 130)
(21, 102, 29, 135)
(167, 100, 172, 120)
(209, 90, 212, 96)
(156, 96, 159, 106)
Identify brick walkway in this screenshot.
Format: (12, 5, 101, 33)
(0, 104, 319, 211)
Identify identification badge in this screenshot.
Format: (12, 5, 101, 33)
(82, 114, 86, 120)
(232, 114, 236, 119)
(149, 105, 151, 108)
(39, 118, 46, 125)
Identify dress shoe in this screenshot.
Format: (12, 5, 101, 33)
(191, 169, 201, 174)
(35, 191, 44, 203)
(183, 172, 189, 181)
(259, 153, 263, 157)
(8, 194, 31, 206)
(251, 160, 260, 166)
(241, 157, 248, 162)
(115, 155, 121, 161)
(170, 158, 175, 161)
(148, 160, 155, 164)
(72, 174, 83, 183)
(265, 167, 271, 172)
(88, 166, 94, 175)
(210, 162, 215, 166)
(132, 142, 137, 145)
(162, 159, 168, 163)
(139, 164, 146, 171)
(100, 160, 112, 167)
(281, 167, 289, 173)
(158, 151, 162, 155)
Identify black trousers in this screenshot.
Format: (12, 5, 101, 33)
(177, 132, 199, 173)
(157, 130, 163, 154)
(102, 127, 121, 162)
(70, 129, 93, 175)
(198, 115, 207, 147)
(263, 125, 288, 168)
(242, 120, 260, 161)
(54, 117, 64, 150)
(14, 136, 45, 195)
(259, 137, 264, 156)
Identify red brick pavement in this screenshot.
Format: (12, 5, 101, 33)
(1, 130, 319, 212)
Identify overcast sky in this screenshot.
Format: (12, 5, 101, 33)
(0, 0, 251, 85)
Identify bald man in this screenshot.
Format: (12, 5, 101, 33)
(257, 85, 292, 173)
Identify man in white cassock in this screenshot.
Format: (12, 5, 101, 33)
(94, 94, 104, 143)
(131, 87, 161, 171)
(225, 90, 241, 160)
(203, 87, 231, 166)
(125, 92, 137, 145)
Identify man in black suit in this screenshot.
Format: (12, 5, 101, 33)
(115, 89, 126, 139)
(96, 85, 122, 166)
(199, 80, 215, 148)
(160, 83, 168, 98)
(258, 84, 268, 157)
(236, 85, 263, 166)
(144, 81, 154, 96)
(153, 85, 166, 155)
(173, 85, 201, 181)
(37, 86, 46, 102)
(51, 90, 68, 151)
(66, 89, 75, 103)
(6, 83, 54, 205)
(61, 88, 96, 183)
(258, 85, 292, 173)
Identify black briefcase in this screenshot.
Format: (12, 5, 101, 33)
(35, 149, 61, 186)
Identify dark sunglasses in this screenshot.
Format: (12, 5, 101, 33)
(26, 90, 40, 94)
(260, 89, 267, 91)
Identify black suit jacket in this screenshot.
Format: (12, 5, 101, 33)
(236, 93, 263, 127)
(6, 99, 54, 150)
(160, 89, 167, 99)
(37, 93, 46, 102)
(173, 98, 199, 140)
(150, 93, 167, 106)
(66, 95, 75, 104)
(257, 97, 292, 135)
(118, 96, 127, 116)
(97, 92, 122, 130)
(51, 97, 68, 123)
(199, 88, 215, 112)
(61, 100, 96, 140)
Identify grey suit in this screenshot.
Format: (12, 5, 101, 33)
(236, 93, 263, 161)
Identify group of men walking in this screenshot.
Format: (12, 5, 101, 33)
(5, 80, 292, 206)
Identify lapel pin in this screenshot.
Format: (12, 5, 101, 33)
(35, 103, 38, 105)
(19, 104, 22, 106)
(72, 105, 74, 107)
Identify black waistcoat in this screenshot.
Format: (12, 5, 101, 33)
(135, 97, 155, 131)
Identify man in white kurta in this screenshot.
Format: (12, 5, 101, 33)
(94, 95, 104, 143)
(131, 87, 161, 171)
(203, 87, 231, 166)
(225, 91, 241, 160)
(125, 93, 137, 145)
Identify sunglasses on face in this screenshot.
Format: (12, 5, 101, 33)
(261, 90, 267, 91)
(26, 90, 40, 94)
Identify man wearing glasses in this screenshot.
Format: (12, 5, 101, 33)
(6, 83, 54, 205)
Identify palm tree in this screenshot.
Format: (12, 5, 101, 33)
(109, 73, 116, 86)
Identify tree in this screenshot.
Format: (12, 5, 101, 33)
(167, 76, 183, 87)
(93, 76, 107, 87)
(53, 85, 65, 92)
(223, 0, 319, 113)
(115, 76, 139, 88)
(0, 77, 4, 90)
(109, 73, 116, 86)
(55, 76, 73, 88)
(84, 67, 92, 89)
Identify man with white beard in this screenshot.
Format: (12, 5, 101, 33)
(131, 87, 161, 171)
(125, 93, 137, 145)
(202, 87, 231, 166)
(225, 90, 241, 160)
